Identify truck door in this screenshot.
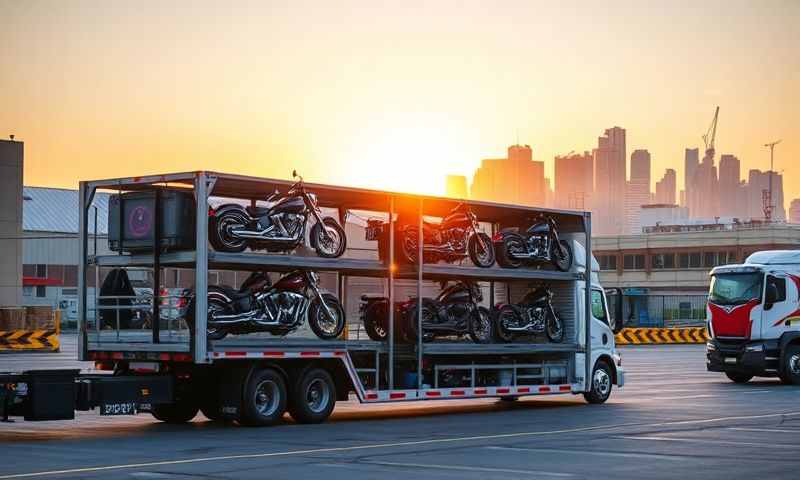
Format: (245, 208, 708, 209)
(762, 273, 798, 339)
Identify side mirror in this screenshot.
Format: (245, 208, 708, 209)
(292, 169, 297, 178)
(765, 282, 779, 309)
(606, 287, 624, 334)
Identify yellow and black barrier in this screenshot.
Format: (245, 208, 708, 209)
(0, 329, 60, 351)
(615, 327, 708, 345)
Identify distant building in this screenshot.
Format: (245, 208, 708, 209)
(689, 147, 720, 219)
(624, 149, 651, 234)
(470, 144, 546, 207)
(718, 154, 741, 218)
(789, 199, 800, 224)
(0, 139, 23, 306)
(745, 169, 785, 221)
(593, 127, 626, 234)
(639, 204, 689, 230)
(445, 175, 468, 199)
(554, 151, 593, 210)
(654, 169, 676, 205)
(684, 147, 699, 211)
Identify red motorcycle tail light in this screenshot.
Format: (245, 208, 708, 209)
(491, 232, 504, 242)
(208, 206, 216, 217)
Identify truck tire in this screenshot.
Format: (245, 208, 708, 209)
(779, 344, 800, 385)
(583, 360, 612, 404)
(240, 368, 287, 426)
(288, 367, 336, 424)
(151, 401, 199, 424)
(725, 371, 753, 383)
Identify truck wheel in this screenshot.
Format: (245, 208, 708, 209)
(583, 361, 612, 404)
(240, 368, 287, 426)
(780, 344, 800, 385)
(151, 401, 199, 424)
(725, 371, 753, 383)
(288, 367, 336, 424)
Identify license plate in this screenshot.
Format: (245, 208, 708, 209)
(724, 357, 737, 364)
(100, 402, 138, 416)
(365, 226, 382, 241)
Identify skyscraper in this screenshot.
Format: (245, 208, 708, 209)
(594, 127, 626, 234)
(684, 148, 700, 215)
(470, 145, 546, 207)
(624, 149, 651, 234)
(687, 146, 719, 219)
(655, 169, 677, 205)
(745, 169, 786, 221)
(554, 151, 593, 210)
(445, 175, 468, 199)
(789, 199, 800, 224)
(718, 154, 741, 217)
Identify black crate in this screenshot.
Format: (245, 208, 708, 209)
(23, 369, 80, 421)
(109, 189, 196, 252)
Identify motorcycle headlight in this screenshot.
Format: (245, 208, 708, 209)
(307, 193, 318, 206)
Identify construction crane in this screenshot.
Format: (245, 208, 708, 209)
(702, 106, 720, 162)
(763, 139, 782, 222)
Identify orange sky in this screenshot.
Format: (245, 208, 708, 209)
(2, 1, 798, 208)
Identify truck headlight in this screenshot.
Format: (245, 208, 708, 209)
(745, 344, 764, 352)
(706, 342, 716, 351)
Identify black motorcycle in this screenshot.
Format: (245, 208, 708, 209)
(493, 215, 573, 271)
(366, 203, 495, 268)
(183, 270, 345, 341)
(493, 286, 564, 343)
(359, 281, 492, 343)
(209, 170, 347, 257)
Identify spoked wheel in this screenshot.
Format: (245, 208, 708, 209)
(583, 361, 613, 404)
(401, 228, 420, 264)
(363, 301, 389, 341)
(311, 217, 347, 258)
(494, 305, 520, 343)
(240, 368, 287, 427)
(308, 293, 346, 340)
(209, 209, 248, 253)
(206, 297, 230, 341)
(468, 232, 495, 268)
(545, 310, 565, 343)
(288, 367, 336, 424)
(469, 307, 493, 344)
(551, 239, 573, 272)
(496, 234, 525, 268)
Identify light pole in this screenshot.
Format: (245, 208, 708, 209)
(763, 140, 781, 222)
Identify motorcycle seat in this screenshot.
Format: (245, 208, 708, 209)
(246, 206, 271, 217)
(217, 285, 251, 301)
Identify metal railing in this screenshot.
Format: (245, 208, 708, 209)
(607, 294, 708, 328)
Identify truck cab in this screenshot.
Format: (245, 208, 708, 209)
(706, 250, 800, 384)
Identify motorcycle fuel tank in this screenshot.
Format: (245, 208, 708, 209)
(441, 211, 472, 230)
(273, 271, 307, 292)
(528, 222, 550, 235)
(437, 284, 471, 304)
(270, 195, 306, 215)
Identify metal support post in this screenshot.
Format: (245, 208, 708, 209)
(152, 189, 161, 344)
(387, 195, 395, 390)
(194, 173, 210, 363)
(417, 198, 423, 390)
(77, 182, 95, 361)
(583, 213, 593, 391)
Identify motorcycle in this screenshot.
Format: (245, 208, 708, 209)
(493, 285, 564, 343)
(183, 270, 345, 341)
(365, 203, 495, 268)
(359, 281, 493, 344)
(208, 170, 347, 257)
(493, 215, 573, 271)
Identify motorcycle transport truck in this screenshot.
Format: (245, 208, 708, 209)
(1, 171, 624, 425)
(707, 250, 800, 385)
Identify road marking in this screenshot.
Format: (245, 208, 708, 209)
(485, 446, 686, 461)
(614, 435, 800, 449)
(728, 427, 800, 434)
(641, 394, 718, 401)
(3, 411, 800, 479)
(354, 461, 575, 477)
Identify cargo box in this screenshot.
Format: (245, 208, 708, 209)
(109, 189, 196, 253)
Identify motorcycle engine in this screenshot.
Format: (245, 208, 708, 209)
(529, 235, 547, 256)
(268, 291, 305, 325)
(283, 214, 304, 239)
(445, 227, 467, 251)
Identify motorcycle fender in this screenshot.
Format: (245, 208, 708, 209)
(492, 230, 524, 245)
(213, 203, 253, 221)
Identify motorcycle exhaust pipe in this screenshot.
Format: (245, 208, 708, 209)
(230, 229, 300, 242)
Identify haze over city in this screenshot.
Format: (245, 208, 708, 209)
(2, 0, 798, 207)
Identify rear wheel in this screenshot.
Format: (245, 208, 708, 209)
(209, 209, 248, 253)
(725, 371, 753, 383)
(583, 361, 612, 404)
(308, 293, 346, 340)
(468, 232, 495, 268)
(310, 217, 347, 258)
(151, 399, 199, 424)
(288, 367, 336, 424)
(494, 305, 519, 343)
(240, 368, 287, 426)
(363, 301, 389, 341)
(468, 307, 493, 344)
(551, 239, 573, 272)
(496, 234, 525, 269)
(401, 228, 420, 264)
(779, 344, 800, 385)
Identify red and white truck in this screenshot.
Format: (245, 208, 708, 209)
(706, 250, 800, 384)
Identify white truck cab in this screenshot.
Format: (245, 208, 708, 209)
(706, 250, 800, 384)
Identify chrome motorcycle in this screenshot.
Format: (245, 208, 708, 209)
(493, 215, 573, 271)
(209, 170, 346, 257)
(183, 270, 345, 341)
(493, 286, 564, 343)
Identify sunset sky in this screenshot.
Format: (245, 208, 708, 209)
(2, 0, 798, 207)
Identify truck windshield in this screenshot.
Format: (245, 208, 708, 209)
(709, 273, 762, 306)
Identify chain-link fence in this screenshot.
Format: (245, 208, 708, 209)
(607, 294, 708, 328)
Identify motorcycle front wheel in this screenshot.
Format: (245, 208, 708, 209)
(209, 209, 249, 253)
(310, 217, 347, 258)
(493, 304, 520, 343)
(551, 239, 573, 272)
(468, 232, 495, 268)
(308, 293, 346, 340)
(363, 301, 389, 341)
(468, 307, 493, 344)
(545, 310, 565, 343)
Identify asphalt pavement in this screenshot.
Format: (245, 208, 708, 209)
(1, 334, 798, 479)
